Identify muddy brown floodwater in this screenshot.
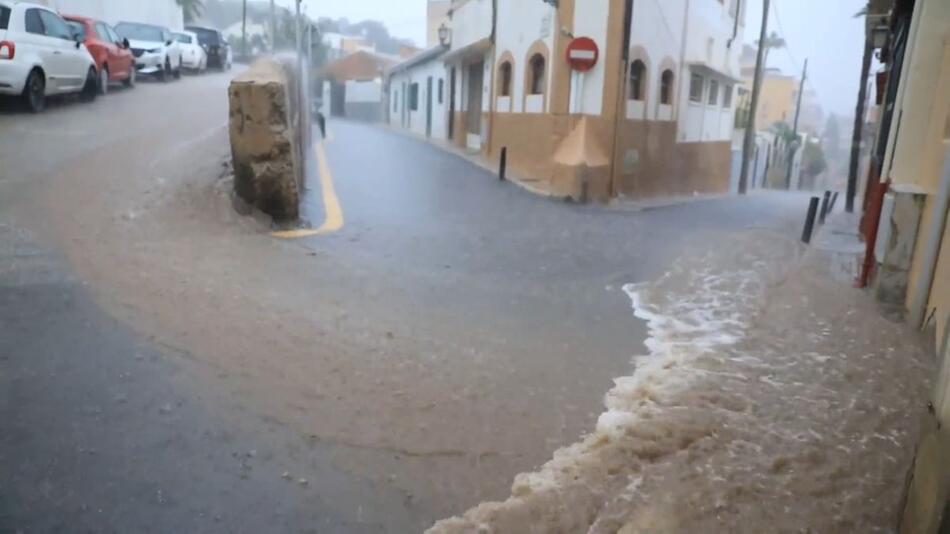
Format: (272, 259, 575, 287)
(431, 231, 932, 533)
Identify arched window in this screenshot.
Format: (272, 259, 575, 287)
(499, 61, 512, 97)
(529, 54, 546, 95)
(629, 60, 646, 101)
(660, 69, 674, 105)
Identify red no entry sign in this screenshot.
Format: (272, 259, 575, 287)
(566, 37, 599, 72)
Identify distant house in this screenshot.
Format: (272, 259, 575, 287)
(320, 50, 400, 122)
(223, 21, 270, 56)
(388, 45, 450, 140)
(323, 32, 376, 61)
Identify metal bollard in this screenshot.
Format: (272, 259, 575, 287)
(829, 192, 839, 214)
(819, 191, 831, 225)
(802, 196, 820, 244)
(499, 147, 507, 181)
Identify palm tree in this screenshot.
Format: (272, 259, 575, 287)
(755, 31, 786, 68)
(176, 0, 205, 24)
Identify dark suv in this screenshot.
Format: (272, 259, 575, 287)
(184, 25, 231, 70)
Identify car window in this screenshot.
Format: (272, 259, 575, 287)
(115, 23, 163, 42)
(66, 20, 85, 41)
(24, 8, 44, 35)
(105, 24, 121, 44)
(174, 33, 192, 44)
(95, 22, 111, 42)
(38, 10, 73, 41)
(187, 27, 220, 46)
(0, 6, 10, 31)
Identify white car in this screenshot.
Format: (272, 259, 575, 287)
(173, 30, 205, 72)
(0, 0, 98, 112)
(114, 21, 181, 82)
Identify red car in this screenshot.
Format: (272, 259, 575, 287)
(62, 15, 135, 94)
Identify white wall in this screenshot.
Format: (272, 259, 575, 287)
(449, 0, 493, 51)
(675, 0, 743, 143)
(346, 79, 382, 103)
(40, 0, 184, 30)
(572, 0, 610, 115)
(493, 0, 557, 114)
(390, 59, 449, 140)
(628, 0, 687, 121)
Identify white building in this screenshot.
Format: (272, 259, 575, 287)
(388, 46, 450, 140)
(36, 0, 183, 30)
(388, 0, 747, 201)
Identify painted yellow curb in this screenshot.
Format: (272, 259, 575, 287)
(272, 140, 343, 239)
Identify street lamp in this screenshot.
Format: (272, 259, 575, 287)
(438, 23, 451, 46)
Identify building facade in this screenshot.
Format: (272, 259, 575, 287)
(35, 0, 183, 30)
(864, 0, 950, 529)
(393, 0, 747, 201)
(427, 0, 451, 48)
(389, 46, 450, 140)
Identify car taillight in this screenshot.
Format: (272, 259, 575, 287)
(0, 41, 14, 60)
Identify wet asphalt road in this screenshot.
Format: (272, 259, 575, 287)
(0, 70, 813, 532)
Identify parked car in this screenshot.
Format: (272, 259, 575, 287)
(172, 30, 205, 72)
(114, 21, 181, 82)
(0, 1, 98, 112)
(63, 14, 134, 94)
(184, 25, 230, 71)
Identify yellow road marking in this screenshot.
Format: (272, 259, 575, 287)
(272, 141, 344, 239)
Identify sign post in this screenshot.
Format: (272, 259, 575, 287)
(566, 37, 599, 114)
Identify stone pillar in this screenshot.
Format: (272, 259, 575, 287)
(228, 59, 301, 222)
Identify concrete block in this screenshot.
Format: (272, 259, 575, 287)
(228, 59, 300, 222)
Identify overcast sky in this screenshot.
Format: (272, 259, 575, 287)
(279, 0, 429, 46)
(745, 0, 867, 118)
(281, 0, 866, 118)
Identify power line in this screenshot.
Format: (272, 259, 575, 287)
(770, 0, 822, 107)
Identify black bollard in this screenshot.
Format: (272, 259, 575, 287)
(819, 191, 831, 225)
(829, 192, 839, 214)
(317, 113, 326, 139)
(499, 147, 507, 181)
(802, 196, 820, 244)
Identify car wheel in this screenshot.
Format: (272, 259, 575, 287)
(98, 65, 109, 95)
(79, 67, 98, 102)
(123, 64, 136, 88)
(173, 57, 182, 79)
(21, 69, 45, 113)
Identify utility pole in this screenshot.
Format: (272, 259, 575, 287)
(295, 0, 302, 58)
(846, 34, 874, 213)
(270, 0, 277, 53)
(241, 0, 247, 60)
(786, 57, 808, 190)
(738, 0, 770, 195)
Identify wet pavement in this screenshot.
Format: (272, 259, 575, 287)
(1, 70, 822, 532)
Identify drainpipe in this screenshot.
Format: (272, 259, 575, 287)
(486, 0, 499, 157)
(608, 0, 635, 198)
(727, 0, 741, 48)
(909, 142, 950, 328)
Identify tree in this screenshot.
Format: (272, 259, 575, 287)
(176, 0, 205, 24)
(756, 31, 786, 69)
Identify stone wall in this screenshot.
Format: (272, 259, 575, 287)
(228, 58, 304, 222)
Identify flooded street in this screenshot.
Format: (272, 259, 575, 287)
(434, 229, 932, 532)
(3, 0, 947, 528)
